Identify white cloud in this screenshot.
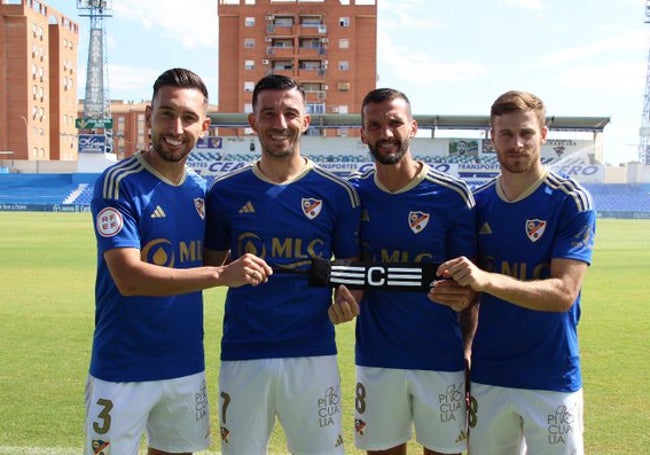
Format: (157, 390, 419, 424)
(377, 31, 487, 84)
(112, 0, 218, 49)
(379, 0, 445, 30)
(529, 30, 647, 69)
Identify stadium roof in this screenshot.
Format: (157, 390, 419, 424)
(209, 113, 611, 133)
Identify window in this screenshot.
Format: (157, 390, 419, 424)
(299, 60, 321, 70)
(274, 39, 293, 48)
(339, 17, 350, 27)
(244, 59, 255, 70)
(244, 103, 253, 113)
(272, 60, 293, 70)
(244, 38, 255, 48)
(339, 60, 350, 71)
(245, 17, 255, 26)
(339, 39, 349, 49)
(300, 37, 320, 48)
(300, 15, 322, 26)
(274, 16, 294, 27)
(244, 81, 255, 92)
(307, 103, 325, 114)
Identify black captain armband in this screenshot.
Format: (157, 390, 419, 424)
(273, 258, 441, 292)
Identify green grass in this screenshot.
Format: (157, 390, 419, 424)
(0, 213, 648, 454)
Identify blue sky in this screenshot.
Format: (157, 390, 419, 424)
(46, 0, 648, 164)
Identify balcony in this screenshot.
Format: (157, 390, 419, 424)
(267, 46, 294, 58)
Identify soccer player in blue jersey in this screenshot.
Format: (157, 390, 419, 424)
(349, 88, 477, 455)
(85, 68, 272, 455)
(204, 74, 361, 454)
(438, 90, 596, 454)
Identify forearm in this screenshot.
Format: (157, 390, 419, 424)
(480, 272, 576, 312)
(111, 263, 227, 297)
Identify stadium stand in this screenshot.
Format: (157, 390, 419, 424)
(1, 162, 649, 218)
(583, 183, 650, 213)
(0, 173, 98, 206)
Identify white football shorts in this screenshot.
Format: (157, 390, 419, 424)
(218, 355, 345, 455)
(354, 366, 468, 453)
(84, 371, 210, 455)
(468, 382, 584, 455)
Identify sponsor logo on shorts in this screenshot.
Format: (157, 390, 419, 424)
(220, 426, 230, 443)
(438, 381, 464, 422)
(91, 439, 110, 454)
(354, 418, 367, 436)
(455, 429, 468, 444)
(195, 379, 208, 421)
(547, 405, 575, 445)
(317, 385, 340, 428)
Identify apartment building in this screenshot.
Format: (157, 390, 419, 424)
(0, 0, 78, 162)
(218, 0, 377, 136)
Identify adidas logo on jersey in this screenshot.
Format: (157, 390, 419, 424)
(334, 434, 344, 447)
(238, 201, 255, 213)
(151, 205, 166, 218)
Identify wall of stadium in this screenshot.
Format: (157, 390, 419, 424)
(188, 136, 605, 185)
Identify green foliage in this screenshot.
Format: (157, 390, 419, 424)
(0, 214, 647, 454)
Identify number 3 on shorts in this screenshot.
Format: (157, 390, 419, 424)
(93, 398, 113, 434)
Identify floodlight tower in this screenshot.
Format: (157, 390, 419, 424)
(639, 0, 650, 164)
(76, 0, 113, 151)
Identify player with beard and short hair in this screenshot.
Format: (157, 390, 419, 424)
(349, 87, 477, 455)
(204, 74, 361, 455)
(85, 68, 272, 455)
(437, 90, 595, 454)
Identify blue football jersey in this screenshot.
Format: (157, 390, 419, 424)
(205, 159, 361, 361)
(90, 152, 207, 382)
(349, 163, 477, 371)
(471, 169, 596, 392)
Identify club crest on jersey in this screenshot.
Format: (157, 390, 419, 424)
(194, 197, 205, 220)
(408, 211, 429, 234)
(302, 197, 322, 219)
(526, 219, 547, 242)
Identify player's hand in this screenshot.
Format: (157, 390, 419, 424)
(329, 285, 360, 324)
(221, 253, 273, 288)
(436, 256, 489, 292)
(428, 279, 473, 312)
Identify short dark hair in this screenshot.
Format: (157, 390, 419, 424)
(361, 88, 412, 123)
(152, 68, 208, 105)
(252, 74, 305, 109)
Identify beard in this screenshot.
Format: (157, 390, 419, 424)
(497, 149, 538, 174)
(151, 134, 191, 163)
(368, 138, 409, 165)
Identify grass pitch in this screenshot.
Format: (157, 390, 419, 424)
(0, 213, 647, 454)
